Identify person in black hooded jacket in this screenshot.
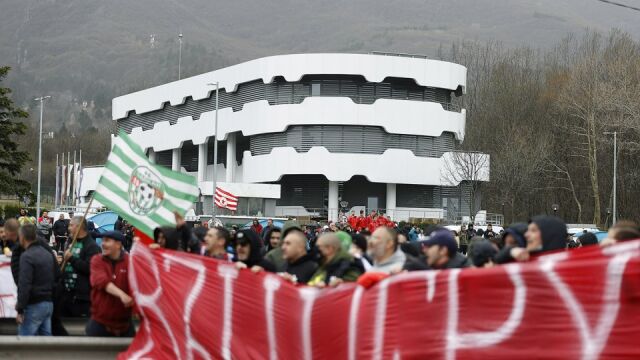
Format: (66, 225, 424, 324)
(494, 223, 527, 264)
(500, 216, 567, 263)
(233, 229, 276, 272)
(152, 213, 199, 253)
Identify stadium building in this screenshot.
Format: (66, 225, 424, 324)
(110, 53, 489, 222)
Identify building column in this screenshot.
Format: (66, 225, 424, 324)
(386, 183, 396, 221)
(197, 143, 207, 182)
(171, 147, 181, 172)
(148, 148, 156, 163)
(328, 181, 339, 222)
(226, 133, 236, 182)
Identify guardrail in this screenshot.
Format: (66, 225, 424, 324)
(0, 336, 131, 360)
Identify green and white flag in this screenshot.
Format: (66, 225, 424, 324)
(94, 130, 199, 237)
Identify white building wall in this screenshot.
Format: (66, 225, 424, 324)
(241, 147, 489, 187)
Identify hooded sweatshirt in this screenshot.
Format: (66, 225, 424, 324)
(307, 249, 363, 286)
(496, 216, 567, 264)
(234, 230, 276, 272)
(532, 216, 567, 252)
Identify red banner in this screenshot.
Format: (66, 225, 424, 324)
(120, 241, 640, 360)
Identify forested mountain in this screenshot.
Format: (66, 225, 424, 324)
(0, 0, 638, 222)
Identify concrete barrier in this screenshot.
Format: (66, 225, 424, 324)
(0, 318, 88, 336)
(0, 336, 131, 359)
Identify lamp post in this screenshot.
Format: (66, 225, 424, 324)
(34, 96, 51, 221)
(604, 131, 618, 225)
(207, 82, 219, 218)
(552, 203, 559, 217)
(178, 32, 183, 80)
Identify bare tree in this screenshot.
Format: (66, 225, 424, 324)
(441, 151, 490, 221)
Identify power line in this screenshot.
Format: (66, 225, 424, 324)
(598, 0, 640, 12)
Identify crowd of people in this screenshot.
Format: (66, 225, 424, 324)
(2, 210, 134, 337)
(3, 206, 639, 338)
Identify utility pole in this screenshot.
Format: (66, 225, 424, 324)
(178, 32, 183, 80)
(34, 96, 51, 220)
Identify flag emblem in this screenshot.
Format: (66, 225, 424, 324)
(128, 166, 165, 216)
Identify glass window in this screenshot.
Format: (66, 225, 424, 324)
(311, 83, 321, 96)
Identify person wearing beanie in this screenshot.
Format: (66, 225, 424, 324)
(86, 231, 135, 337)
(307, 232, 363, 287)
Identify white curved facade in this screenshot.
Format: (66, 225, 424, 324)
(112, 53, 488, 221)
(128, 98, 467, 151)
(112, 53, 466, 119)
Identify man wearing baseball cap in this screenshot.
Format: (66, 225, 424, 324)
(86, 231, 135, 337)
(419, 229, 471, 270)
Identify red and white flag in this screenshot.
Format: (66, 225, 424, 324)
(214, 187, 238, 211)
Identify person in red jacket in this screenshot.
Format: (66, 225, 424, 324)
(356, 210, 369, 232)
(347, 211, 358, 231)
(86, 231, 135, 337)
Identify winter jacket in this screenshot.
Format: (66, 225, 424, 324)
(403, 252, 472, 271)
(16, 242, 57, 313)
(53, 219, 68, 237)
(370, 248, 407, 274)
(64, 234, 100, 301)
(284, 253, 318, 284)
(90, 252, 132, 333)
(308, 249, 363, 286)
(442, 252, 472, 269)
(264, 247, 286, 272)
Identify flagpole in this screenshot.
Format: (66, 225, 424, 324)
(72, 150, 76, 206)
(61, 152, 65, 206)
(67, 151, 71, 208)
(60, 195, 94, 271)
(78, 149, 82, 204)
(55, 153, 59, 209)
(211, 81, 219, 219)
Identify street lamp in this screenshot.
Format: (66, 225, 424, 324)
(178, 32, 183, 80)
(34, 95, 51, 221)
(551, 204, 559, 216)
(207, 82, 220, 218)
(604, 131, 618, 225)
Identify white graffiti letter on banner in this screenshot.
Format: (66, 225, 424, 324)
(218, 265, 239, 360)
(540, 249, 634, 360)
(264, 276, 281, 360)
(426, 270, 439, 303)
(128, 244, 182, 360)
(300, 287, 319, 360)
(162, 254, 210, 360)
(446, 264, 526, 360)
(372, 278, 391, 360)
(348, 285, 365, 360)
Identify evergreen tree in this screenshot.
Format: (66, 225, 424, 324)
(0, 67, 30, 196)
